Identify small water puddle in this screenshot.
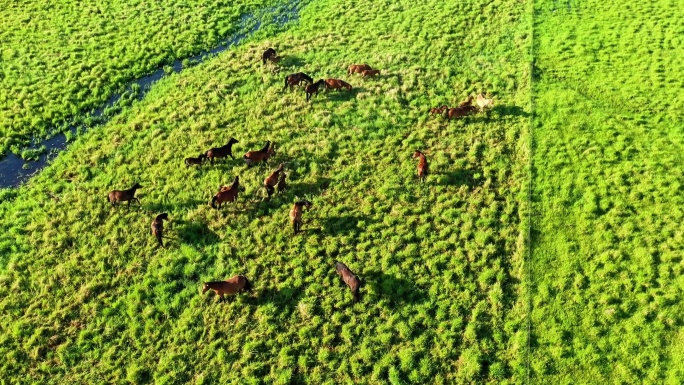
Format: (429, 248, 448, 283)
(0, 0, 301, 189)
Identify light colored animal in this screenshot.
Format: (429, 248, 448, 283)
(476, 93, 494, 110)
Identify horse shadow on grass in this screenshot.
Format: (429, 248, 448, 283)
(363, 271, 428, 307)
(325, 87, 363, 102)
(321, 214, 370, 236)
(278, 55, 306, 69)
(491, 104, 530, 118)
(175, 219, 221, 246)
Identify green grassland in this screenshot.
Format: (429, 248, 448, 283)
(0, 0, 532, 383)
(0, 0, 281, 157)
(530, 0, 684, 383)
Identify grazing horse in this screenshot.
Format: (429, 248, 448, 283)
(277, 173, 287, 194)
(108, 183, 142, 207)
(289, 199, 312, 235)
(335, 262, 361, 302)
(348, 64, 372, 75)
(284, 72, 313, 91)
(429, 105, 448, 115)
(324, 78, 352, 91)
(244, 141, 275, 167)
(412, 150, 428, 182)
(206, 138, 239, 165)
(185, 153, 206, 167)
(211, 176, 239, 209)
(305, 79, 326, 102)
(445, 105, 477, 119)
(263, 163, 284, 200)
(262, 48, 278, 65)
(458, 95, 474, 107)
(361, 69, 381, 78)
(151, 213, 168, 248)
(476, 93, 494, 111)
(202, 275, 252, 303)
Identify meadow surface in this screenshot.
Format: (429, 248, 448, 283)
(0, 0, 279, 157)
(530, 0, 684, 383)
(0, 0, 532, 383)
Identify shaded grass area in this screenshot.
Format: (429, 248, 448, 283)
(0, 0, 282, 157)
(530, 0, 684, 383)
(0, 0, 532, 383)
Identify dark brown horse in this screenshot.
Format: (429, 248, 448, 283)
(348, 64, 372, 75)
(206, 138, 239, 165)
(185, 153, 206, 167)
(290, 199, 312, 235)
(324, 78, 352, 91)
(263, 163, 284, 200)
(445, 105, 477, 119)
(211, 176, 239, 209)
(284, 72, 313, 91)
(151, 213, 168, 248)
(305, 79, 326, 102)
(108, 183, 142, 207)
(335, 262, 361, 302)
(262, 48, 279, 65)
(244, 141, 275, 167)
(277, 173, 287, 194)
(458, 95, 474, 107)
(202, 275, 252, 303)
(412, 150, 428, 182)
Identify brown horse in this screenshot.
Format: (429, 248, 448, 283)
(458, 95, 474, 107)
(445, 105, 477, 119)
(412, 150, 428, 182)
(202, 275, 252, 303)
(305, 79, 326, 102)
(262, 48, 279, 65)
(284, 72, 313, 91)
(263, 163, 284, 200)
(335, 262, 361, 302)
(348, 64, 372, 75)
(476, 93, 494, 110)
(429, 105, 448, 115)
(361, 69, 381, 78)
(211, 176, 239, 209)
(185, 153, 206, 167)
(290, 199, 312, 235)
(206, 138, 239, 165)
(108, 183, 142, 207)
(324, 78, 352, 91)
(277, 173, 287, 193)
(151, 213, 168, 248)
(244, 141, 275, 167)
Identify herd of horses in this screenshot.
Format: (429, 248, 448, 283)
(106, 47, 495, 303)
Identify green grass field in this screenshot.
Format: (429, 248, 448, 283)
(0, 0, 531, 383)
(529, 0, 684, 383)
(1, 0, 683, 383)
(0, 0, 280, 157)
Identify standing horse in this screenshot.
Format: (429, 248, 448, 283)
(335, 262, 361, 302)
(458, 95, 474, 107)
(429, 105, 448, 115)
(476, 93, 494, 111)
(290, 199, 312, 235)
(185, 153, 206, 167)
(211, 176, 240, 209)
(202, 275, 252, 303)
(206, 138, 239, 165)
(324, 79, 352, 91)
(108, 183, 142, 207)
(262, 48, 278, 65)
(348, 64, 372, 75)
(361, 69, 381, 78)
(263, 163, 284, 200)
(277, 173, 287, 194)
(284, 72, 313, 91)
(305, 80, 326, 102)
(445, 105, 477, 119)
(151, 213, 168, 248)
(412, 150, 428, 182)
(244, 141, 275, 167)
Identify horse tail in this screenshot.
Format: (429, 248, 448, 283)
(210, 196, 218, 209)
(243, 277, 253, 292)
(283, 75, 289, 91)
